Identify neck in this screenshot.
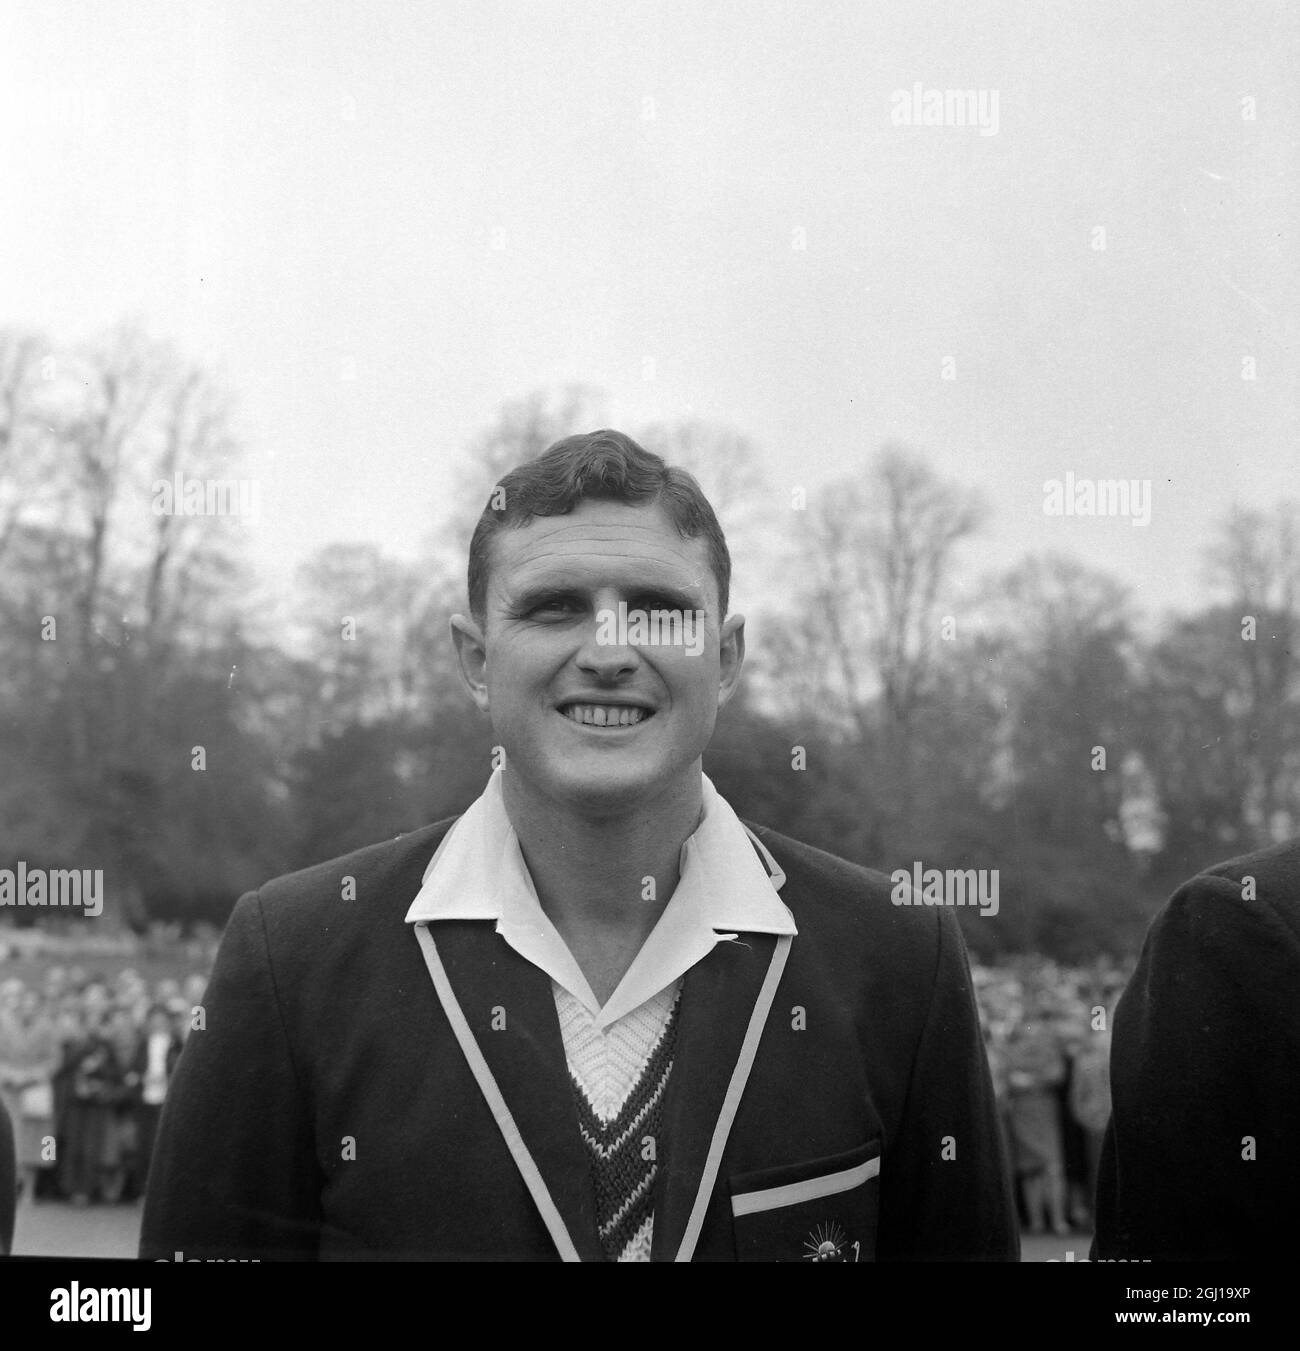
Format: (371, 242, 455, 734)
(502, 769, 705, 1003)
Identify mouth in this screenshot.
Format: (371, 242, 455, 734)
(557, 701, 656, 729)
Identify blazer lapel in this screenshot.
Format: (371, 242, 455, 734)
(650, 930, 791, 1261)
(416, 920, 606, 1262)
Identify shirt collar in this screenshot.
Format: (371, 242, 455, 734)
(405, 768, 796, 1030)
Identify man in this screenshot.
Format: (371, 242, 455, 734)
(1093, 836, 1300, 1260)
(141, 430, 1016, 1261)
(124, 1004, 183, 1197)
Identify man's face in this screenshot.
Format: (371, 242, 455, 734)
(452, 498, 744, 820)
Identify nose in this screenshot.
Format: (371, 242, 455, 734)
(575, 609, 642, 681)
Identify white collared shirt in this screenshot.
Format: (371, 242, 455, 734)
(404, 767, 797, 1030)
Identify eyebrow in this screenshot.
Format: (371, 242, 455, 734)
(508, 582, 704, 613)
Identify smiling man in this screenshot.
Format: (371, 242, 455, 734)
(140, 430, 1017, 1262)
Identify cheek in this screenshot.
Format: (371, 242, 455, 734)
(484, 645, 536, 698)
(661, 652, 719, 704)
(484, 655, 560, 732)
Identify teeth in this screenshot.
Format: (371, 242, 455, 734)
(562, 703, 649, 727)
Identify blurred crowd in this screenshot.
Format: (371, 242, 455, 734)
(975, 956, 1128, 1236)
(0, 965, 209, 1207)
(2, 946, 1127, 1234)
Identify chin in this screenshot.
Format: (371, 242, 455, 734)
(548, 761, 668, 815)
(509, 751, 684, 820)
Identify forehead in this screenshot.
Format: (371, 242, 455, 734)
(488, 499, 716, 605)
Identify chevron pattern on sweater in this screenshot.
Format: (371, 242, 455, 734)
(560, 985, 681, 1262)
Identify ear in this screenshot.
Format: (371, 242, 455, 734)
(450, 613, 491, 713)
(716, 612, 746, 710)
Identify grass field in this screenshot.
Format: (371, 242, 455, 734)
(13, 1199, 145, 1259)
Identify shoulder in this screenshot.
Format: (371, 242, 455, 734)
(1149, 836, 1300, 959)
(1194, 835, 1300, 942)
(228, 816, 460, 947)
(743, 821, 894, 906)
(1117, 837, 1300, 1045)
(197, 818, 463, 1043)
(742, 821, 958, 972)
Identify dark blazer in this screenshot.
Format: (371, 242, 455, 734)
(140, 817, 1017, 1262)
(1093, 837, 1300, 1260)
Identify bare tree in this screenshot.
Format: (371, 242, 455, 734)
(636, 418, 773, 614)
(287, 543, 463, 733)
(141, 367, 239, 643)
(777, 446, 983, 731)
(1202, 502, 1300, 840)
(437, 384, 607, 577)
(974, 554, 1135, 847)
(0, 323, 255, 925)
(0, 331, 54, 567)
(761, 446, 983, 850)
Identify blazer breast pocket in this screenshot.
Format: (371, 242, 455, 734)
(728, 1139, 881, 1262)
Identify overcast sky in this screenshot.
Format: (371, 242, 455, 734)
(2, 0, 1296, 622)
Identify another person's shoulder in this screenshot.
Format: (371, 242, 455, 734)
(1153, 835, 1300, 952)
(1191, 834, 1300, 932)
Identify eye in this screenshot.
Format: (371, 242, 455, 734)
(531, 597, 581, 617)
